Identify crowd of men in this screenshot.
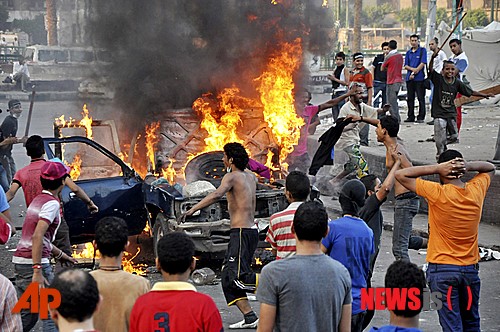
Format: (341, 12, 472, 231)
(0, 34, 496, 332)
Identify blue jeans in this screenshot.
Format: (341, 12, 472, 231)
(14, 263, 57, 332)
(373, 81, 387, 108)
(392, 195, 419, 260)
(0, 164, 9, 192)
(386, 82, 402, 123)
(426, 263, 480, 332)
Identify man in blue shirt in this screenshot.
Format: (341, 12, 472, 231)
(404, 35, 427, 123)
(322, 179, 374, 332)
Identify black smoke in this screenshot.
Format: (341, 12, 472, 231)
(89, 0, 334, 124)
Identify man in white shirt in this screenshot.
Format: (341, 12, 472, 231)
(12, 57, 30, 92)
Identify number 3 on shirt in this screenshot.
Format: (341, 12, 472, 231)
(154, 312, 170, 332)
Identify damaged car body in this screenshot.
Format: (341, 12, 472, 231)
(43, 136, 287, 256)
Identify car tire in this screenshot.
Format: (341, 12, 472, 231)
(153, 213, 170, 257)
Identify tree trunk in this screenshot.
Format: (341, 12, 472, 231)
(46, 0, 58, 46)
(353, 0, 362, 52)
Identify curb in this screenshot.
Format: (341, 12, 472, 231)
(324, 203, 500, 252)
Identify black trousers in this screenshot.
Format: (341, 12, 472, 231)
(406, 80, 426, 121)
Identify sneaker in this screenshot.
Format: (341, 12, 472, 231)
(416, 119, 424, 123)
(427, 119, 435, 125)
(403, 118, 415, 123)
(229, 318, 259, 329)
(447, 138, 459, 145)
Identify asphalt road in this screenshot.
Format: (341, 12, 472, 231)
(1, 100, 499, 331)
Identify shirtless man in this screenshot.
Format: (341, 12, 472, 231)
(179, 142, 259, 329)
(348, 115, 426, 261)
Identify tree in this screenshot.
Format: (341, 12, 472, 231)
(46, 0, 57, 45)
(12, 15, 47, 45)
(396, 7, 426, 31)
(353, 0, 362, 52)
(362, 4, 392, 27)
(0, 5, 8, 31)
(436, 8, 450, 26)
(462, 9, 489, 28)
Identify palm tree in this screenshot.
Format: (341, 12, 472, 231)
(46, 0, 58, 45)
(353, 0, 362, 52)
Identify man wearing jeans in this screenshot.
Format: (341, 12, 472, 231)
(352, 114, 425, 261)
(403, 35, 427, 123)
(396, 150, 494, 332)
(371, 42, 389, 108)
(381, 40, 403, 123)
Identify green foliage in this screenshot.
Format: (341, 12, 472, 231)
(436, 8, 450, 25)
(12, 14, 47, 45)
(362, 4, 393, 27)
(462, 9, 489, 28)
(0, 5, 8, 30)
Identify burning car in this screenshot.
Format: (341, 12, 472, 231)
(44, 132, 287, 257)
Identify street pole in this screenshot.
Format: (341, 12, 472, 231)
(492, 0, 495, 23)
(417, 0, 422, 36)
(426, 0, 437, 43)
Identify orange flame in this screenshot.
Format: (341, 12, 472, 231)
(161, 158, 178, 185)
(255, 39, 304, 171)
(193, 87, 247, 152)
(67, 155, 82, 181)
(72, 242, 100, 259)
(145, 122, 161, 171)
(122, 248, 147, 275)
(55, 104, 93, 139)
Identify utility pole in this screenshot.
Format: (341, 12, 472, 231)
(492, 0, 496, 22)
(417, 0, 422, 36)
(46, 0, 58, 46)
(426, 0, 437, 43)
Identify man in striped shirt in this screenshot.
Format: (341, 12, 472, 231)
(266, 171, 310, 259)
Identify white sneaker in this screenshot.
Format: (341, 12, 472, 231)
(229, 318, 259, 329)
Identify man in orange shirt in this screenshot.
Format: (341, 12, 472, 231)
(395, 149, 494, 332)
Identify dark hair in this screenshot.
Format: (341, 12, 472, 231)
(437, 149, 463, 163)
(303, 89, 312, 99)
(286, 171, 310, 201)
(50, 269, 99, 322)
(385, 260, 426, 318)
(352, 52, 364, 60)
(388, 40, 398, 50)
(449, 38, 462, 46)
(95, 217, 129, 257)
(381, 41, 389, 48)
(442, 60, 455, 67)
(433, 37, 439, 43)
(223, 142, 249, 171)
(40, 176, 66, 190)
(293, 201, 328, 242)
(157, 232, 195, 275)
(335, 51, 346, 60)
(360, 174, 378, 198)
(410, 34, 420, 40)
(379, 115, 400, 137)
(26, 135, 45, 158)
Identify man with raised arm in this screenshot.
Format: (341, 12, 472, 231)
(179, 142, 259, 329)
(395, 150, 495, 332)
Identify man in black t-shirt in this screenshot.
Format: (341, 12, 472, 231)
(428, 57, 493, 160)
(371, 42, 389, 108)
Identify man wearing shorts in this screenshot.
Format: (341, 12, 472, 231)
(180, 142, 259, 329)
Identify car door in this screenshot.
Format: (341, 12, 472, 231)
(43, 136, 148, 244)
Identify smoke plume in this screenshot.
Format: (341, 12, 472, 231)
(90, 0, 334, 128)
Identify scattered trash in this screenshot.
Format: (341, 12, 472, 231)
(479, 247, 500, 261)
(191, 267, 217, 285)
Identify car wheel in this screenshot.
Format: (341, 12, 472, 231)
(153, 213, 170, 257)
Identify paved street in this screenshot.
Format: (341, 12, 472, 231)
(0, 99, 499, 331)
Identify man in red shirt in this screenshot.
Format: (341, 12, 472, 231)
(6, 135, 98, 256)
(381, 40, 404, 123)
(130, 232, 223, 332)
